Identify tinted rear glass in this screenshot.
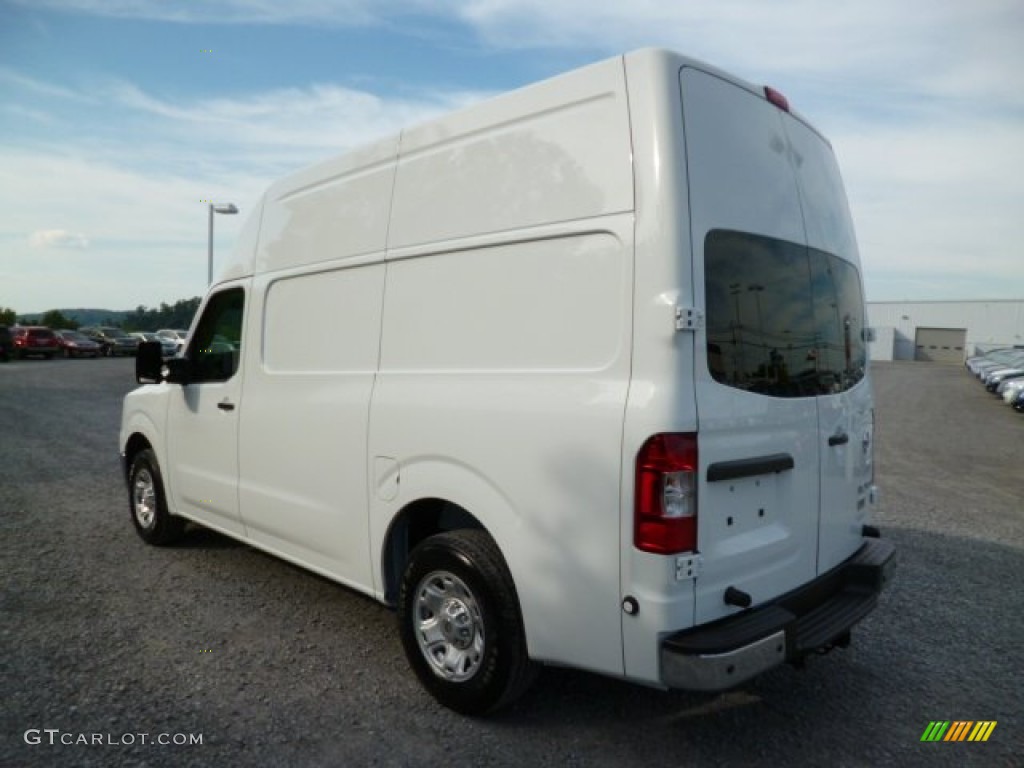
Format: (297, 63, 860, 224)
(705, 229, 866, 397)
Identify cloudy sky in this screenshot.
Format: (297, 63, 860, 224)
(1, 0, 1022, 313)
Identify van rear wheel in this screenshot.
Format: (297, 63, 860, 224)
(128, 449, 184, 546)
(398, 530, 536, 715)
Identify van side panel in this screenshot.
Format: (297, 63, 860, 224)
(372, 220, 633, 673)
(235, 145, 396, 592)
(389, 58, 633, 249)
(255, 137, 398, 275)
(372, 59, 635, 675)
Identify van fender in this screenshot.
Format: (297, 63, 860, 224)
(120, 409, 164, 481)
(370, 456, 535, 623)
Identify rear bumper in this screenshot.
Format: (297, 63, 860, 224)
(660, 537, 895, 691)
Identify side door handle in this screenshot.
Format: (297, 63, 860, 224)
(828, 432, 849, 447)
(217, 400, 236, 412)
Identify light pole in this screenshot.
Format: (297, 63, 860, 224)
(207, 203, 238, 285)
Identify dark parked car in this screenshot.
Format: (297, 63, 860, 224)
(54, 329, 102, 359)
(10, 326, 60, 359)
(80, 326, 139, 357)
(0, 325, 12, 362)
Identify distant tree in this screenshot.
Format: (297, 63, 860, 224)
(41, 309, 79, 330)
(0, 306, 15, 326)
(122, 297, 201, 332)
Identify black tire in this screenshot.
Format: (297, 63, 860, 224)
(128, 449, 184, 545)
(398, 529, 536, 715)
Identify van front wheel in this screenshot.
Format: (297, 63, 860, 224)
(128, 449, 184, 546)
(398, 530, 535, 715)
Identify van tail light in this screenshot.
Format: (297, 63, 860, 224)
(634, 433, 698, 554)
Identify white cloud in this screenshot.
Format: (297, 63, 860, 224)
(7, 0, 384, 25)
(103, 79, 482, 158)
(28, 229, 90, 249)
(0, 68, 96, 103)
(834, 113, 1024, 299)
(432, 1, 1024, 113)
(3, 0, 1022, 308)
(0, 72, 489, 311)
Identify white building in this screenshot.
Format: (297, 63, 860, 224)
(867, 300, 1024, 363)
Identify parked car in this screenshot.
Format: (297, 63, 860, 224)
(80, 326, 139, 357)
(54, 329, 102, 358)
(965, 347, 1014, 372)
(1013, 388, 1024, 413)
(987, 368, 1024, 393)
(0, 325, 12, 362)
(130, 332, 178, 358)
(10, 326, 60, 359)
(979, 352, 1024, 387)
(971, 350, 1024, 379)
(156, 329, 189, 352)
(1001, 377, 1024, 404)
(966, 348, 1009, 375)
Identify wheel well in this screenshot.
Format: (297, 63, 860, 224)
(122, 433, 152, 482)
(382, 499, 486, 606)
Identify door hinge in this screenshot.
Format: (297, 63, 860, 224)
(676, 554, 703, 581)
(675, 306, 705, 332)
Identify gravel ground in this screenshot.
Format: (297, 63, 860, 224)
(1, 358, 1021, 767)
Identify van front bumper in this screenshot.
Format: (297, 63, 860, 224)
(660, 537, 895, 691)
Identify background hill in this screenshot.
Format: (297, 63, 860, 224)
(18, 308, 129, 327)
(14, 298, 201, 331)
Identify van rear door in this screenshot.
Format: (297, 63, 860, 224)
(683, 68, 820, 625)
(683, 67, 869, 625)
(782, 114, 873, 574)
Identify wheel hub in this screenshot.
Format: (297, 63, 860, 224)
(440, 598, 476, 649)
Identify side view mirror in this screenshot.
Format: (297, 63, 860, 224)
(135, 342, 192, 385)
(135, 341, 164, 384)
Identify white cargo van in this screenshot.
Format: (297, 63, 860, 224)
(122, 48, 894, 714)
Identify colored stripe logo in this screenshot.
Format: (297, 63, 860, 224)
(921, 721, 997, 742)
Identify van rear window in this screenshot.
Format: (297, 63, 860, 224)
(705, 230, 866, 397)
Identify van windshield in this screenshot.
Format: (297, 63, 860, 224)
(705, 229, 865, 397)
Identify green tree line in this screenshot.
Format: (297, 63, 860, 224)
(121, 298, 202, 332)
(1, 298, 201, 332)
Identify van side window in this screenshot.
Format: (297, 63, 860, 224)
(705, 230, 865, 397)
(188, 287, 244, 383)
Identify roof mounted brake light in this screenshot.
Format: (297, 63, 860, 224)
(764, 86, 790, 112)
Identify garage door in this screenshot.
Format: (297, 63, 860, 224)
(915, 327, 966, 363)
